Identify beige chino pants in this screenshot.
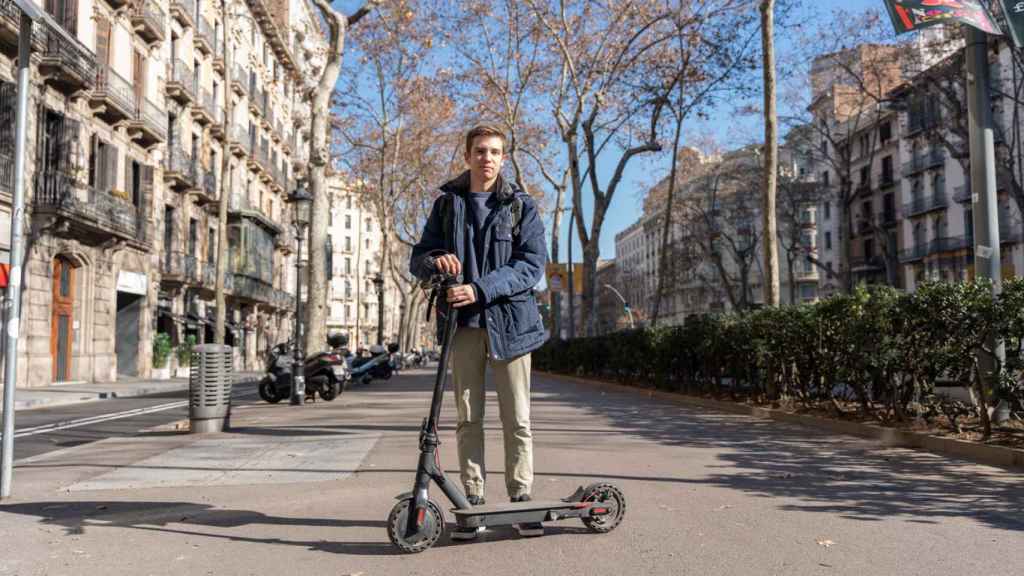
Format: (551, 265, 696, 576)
(449, 327, 533, 499)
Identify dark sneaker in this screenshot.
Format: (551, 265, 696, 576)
(450, 525, 484, 541)
(510, 494, 531, 503)
(467, 494, 486, 506)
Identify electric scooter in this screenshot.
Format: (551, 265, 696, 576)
(386, 270, 626, 553)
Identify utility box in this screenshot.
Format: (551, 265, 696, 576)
(189, 344, 234, 433)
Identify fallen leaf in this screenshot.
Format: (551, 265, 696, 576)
(816, 539, 835, 548)
(717, 505, 733, 510)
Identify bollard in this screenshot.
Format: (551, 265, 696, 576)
(189, 344, 234, 433)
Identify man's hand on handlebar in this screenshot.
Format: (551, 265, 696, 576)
(432, 254, 462, 276)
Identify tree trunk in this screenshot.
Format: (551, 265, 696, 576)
(760, 0, 779, 307)
(306, 0, 381, 354)
(214, 0, 232, 344)
(652, 110, 685, 326)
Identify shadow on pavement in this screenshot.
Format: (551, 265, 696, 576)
(0, 499, 598, 555)
(531, 374, 1024, 533)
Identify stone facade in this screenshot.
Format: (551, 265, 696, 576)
(0, 0, 325, 387)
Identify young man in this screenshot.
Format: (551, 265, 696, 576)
(409, 124, 549, 539)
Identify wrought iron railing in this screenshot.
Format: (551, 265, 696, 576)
(171, 0, 195, 25)
(95, 64, 137, 116)
(34, 171, 146, 242)
(39, 19, 97, 89)
(903, 190, 948, 217)
(131, 0, 166, 40)
(902, 149, 945, 177)
(137, 96, 168, 140)
(168, 59, 196, 99)
(164, 146, 196, 185)
(196, 17, 215, 51)
(232, 64, 248, 94)
(231, 124, 251, 154)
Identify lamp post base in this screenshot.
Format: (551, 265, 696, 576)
(290, 373, 306, 405)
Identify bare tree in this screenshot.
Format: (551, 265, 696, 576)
(303, 0, 383, 354)
(760, 0, 779, 306)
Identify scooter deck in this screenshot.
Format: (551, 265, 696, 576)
(451, 500, 593, 528)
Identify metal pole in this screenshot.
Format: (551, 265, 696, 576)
(1, 14, 33, 500)
(965, 25, 1006, 401)
(603, 284, 635, 330)
(290, 228, 305, 405)
(567, 205, 574, 340)
(377, 278, 384, 345)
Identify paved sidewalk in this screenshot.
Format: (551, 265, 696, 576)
(2, 372, 263, 411)
(0, 368, 1021, 576)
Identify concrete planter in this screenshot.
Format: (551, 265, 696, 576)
(152, 366, 171, 380)
(175, 366, 191, 379)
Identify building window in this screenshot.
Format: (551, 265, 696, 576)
(879, 121, 892, 143)
(345, 214, 351, 229)
(366, 218, 372, 232)
(345, 236, 351, 251)
(823, 201, 831, 220)
(345, 257, 351, 274)
(825, 231, 832, 251)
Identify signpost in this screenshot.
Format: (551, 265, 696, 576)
(881, 0, 1007, 422)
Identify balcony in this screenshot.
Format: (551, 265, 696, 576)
(0, 0, 47, 55)
(33, 172, 148, 248)
(192, 88, 215, 125)
(165, 59, 196, 104)
(90, 65, 137, 124)
(877, 172, 897, 191)
(228, 193, 282, 234)
(194, 17, 214, 55)
(848, 255, 886, 272)
(185, 255, 205, 284)
(128, 96, 168, 147)
(904, 190, 949, 218)
(163, 147, 196, 190)
(131, 0, 166, 43)
(209, 100, 225, 139)
(212, 41, 224, 73)
(902, 149, 945, 177)
(231, 274, 278, 306)
(231, 64, 247, 95)
(228, 125, 251, 156)
(38, 21, 97, 95)
(853, 179, 872, 198)
(190, 169, 218, 205)
(906, 111, 941, 136)
(899, 243, 928, 263)
(170, 0, 195, 27)
(161, 251, 186, 285)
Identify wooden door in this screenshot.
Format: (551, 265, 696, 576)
(133, 50, 146, 105)
(51, 258, 75, 382)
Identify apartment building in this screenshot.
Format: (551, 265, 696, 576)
(324, 176, 408, 350)
(0, 0, 325, 385)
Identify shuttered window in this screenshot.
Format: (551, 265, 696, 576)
(95, 14, 111, 66)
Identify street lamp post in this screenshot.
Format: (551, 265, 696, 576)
(287, 183, 312, 406)
(372, 272, 385, 345)
(603, 284, 635, 330)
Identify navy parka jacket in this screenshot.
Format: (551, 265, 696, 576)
(409, 171, 549, 360)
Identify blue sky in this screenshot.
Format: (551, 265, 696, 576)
(335, 0, 890, 263)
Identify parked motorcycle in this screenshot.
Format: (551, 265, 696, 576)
(258, 333, 350, 403)
(347, 344, 394, 385)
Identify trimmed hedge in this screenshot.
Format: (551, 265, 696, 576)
(535, 280, 1024, 434)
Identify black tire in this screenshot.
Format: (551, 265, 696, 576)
(320, 379, 339, 401)
(387, 498, 445, 553)
(580, 483, 626, 533)
(258, 378, 284, 404)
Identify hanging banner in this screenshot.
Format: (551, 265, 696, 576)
(544, 263, 583, 294)
(1000, 0, 1024, 48)
(882, 0, 1001, 35)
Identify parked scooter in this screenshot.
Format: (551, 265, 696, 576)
(258, 333, 350, 403)
(347, 344, 394, 385)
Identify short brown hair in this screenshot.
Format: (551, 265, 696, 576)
(465, 124, 507, 156)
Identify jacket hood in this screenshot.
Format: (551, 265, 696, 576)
(439, 170, 517, 203)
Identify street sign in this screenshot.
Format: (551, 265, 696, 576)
(881, 0, 1001, 35)
(1000, 0, 1024, 48)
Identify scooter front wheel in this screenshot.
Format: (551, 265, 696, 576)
(258, 378, 284, 404)
(387, 498, 445, 553)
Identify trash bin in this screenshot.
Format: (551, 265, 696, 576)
(189, 344, 234, 433)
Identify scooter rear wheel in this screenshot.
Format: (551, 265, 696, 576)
(319, 380, 339, 401)
(580, 483, 626, 533)
(387, 498, 445, 553)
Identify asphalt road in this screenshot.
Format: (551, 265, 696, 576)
(0, 368, 1021, 576)
(9, 383, 262, 461)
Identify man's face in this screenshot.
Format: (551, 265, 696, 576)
(465, 135, 506, 182)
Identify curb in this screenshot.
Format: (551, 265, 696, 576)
(539, 371, 1024, 471)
